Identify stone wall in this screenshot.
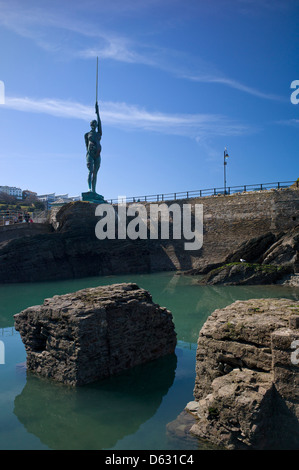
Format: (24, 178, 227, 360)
(0, 222, 52, 243)
(0, 188, 298, 282)
(182, 188, 299, 268)
(51, 187, 299, 270)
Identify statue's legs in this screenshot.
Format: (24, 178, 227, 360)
(87, 156, 94, 191)
(92, 157, 101, 193)
(88, 172, 92, 191)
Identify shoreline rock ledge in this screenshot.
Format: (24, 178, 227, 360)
(185, 298, 299, 450)
(14, 283, 177, 386)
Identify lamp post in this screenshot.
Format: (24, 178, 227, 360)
(224, 147, 229, 194)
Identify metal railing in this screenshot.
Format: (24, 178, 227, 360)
(108, 180, 298, 204)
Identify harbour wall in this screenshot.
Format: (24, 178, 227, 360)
(0, 188, 298, 282)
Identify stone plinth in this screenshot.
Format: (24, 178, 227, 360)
(14, 283, 177, 386)
(81, 191, 106, 204)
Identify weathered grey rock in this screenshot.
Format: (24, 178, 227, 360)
(283, 274, 299, 287)
(262, 225, 299, 268)
(199, 262, 293, 286)
(186, 298, 299, 449)
(14, 283, 177, 386)
(225, 232, 279, 264)
(192, 225, 298, 285)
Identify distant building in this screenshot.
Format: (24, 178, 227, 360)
(37, 193, 81, 209)
(37, 193, 56, 209)
(0, 185, 22, 199)
(51, 194, 81, 207)
(22, 189, 38, 199)
(0, 187, 81, 207)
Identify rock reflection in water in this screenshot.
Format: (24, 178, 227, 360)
(14, 354, 177, 450)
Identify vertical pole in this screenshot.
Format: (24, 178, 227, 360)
(96, 56, 98, 104)
(224, 147, 230, 195)
(224, 149, 226, 195)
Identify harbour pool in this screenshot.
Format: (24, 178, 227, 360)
(0, 272, 298, 450)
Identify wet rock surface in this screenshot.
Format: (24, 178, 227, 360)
(14, 283, 177, 386)
(198, 262, 293, 286)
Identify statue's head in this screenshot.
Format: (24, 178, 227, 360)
(90, 120, 97, 129)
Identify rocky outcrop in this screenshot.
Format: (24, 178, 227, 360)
(224, 232, 280, 264)
(195, 225, 298, 285)
(198, 262, 293, 286)
(0, 201, 190, 283)
(14, 283, 177, 386)
(227, 226, 299, 269)
(262, 227, 299, 269)
(185, 298, 299, 449)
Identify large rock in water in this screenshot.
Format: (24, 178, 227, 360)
(14, 283, 177, 386)
(185, 298, 299, 450)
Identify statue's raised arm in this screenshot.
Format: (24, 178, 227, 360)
(95, 101, 102, 138)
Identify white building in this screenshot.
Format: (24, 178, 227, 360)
(37, 193, 56, 209)
(37, 193, 81, 209)
(0, 186, 22, 199)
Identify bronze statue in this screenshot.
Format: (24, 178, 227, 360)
(83, 56, 104, 198)
(84, 101, 102, 193)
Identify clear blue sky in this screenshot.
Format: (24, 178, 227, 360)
(0, 0, 298, 200)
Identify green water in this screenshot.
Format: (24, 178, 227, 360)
(0, 272, 298, 450)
